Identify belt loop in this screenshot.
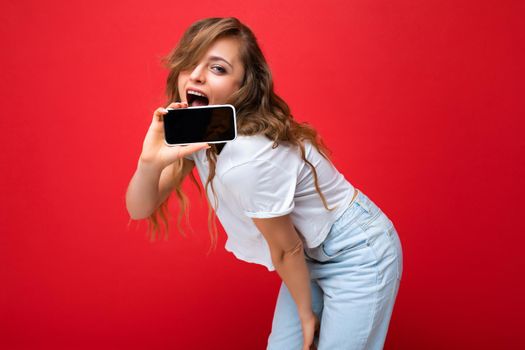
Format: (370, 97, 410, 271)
(348, 188, 359, 208)
(355, 191, 371, 213)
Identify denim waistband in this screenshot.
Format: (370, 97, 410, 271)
(351, 188, 375, 215)
(304, 187, 389, 263)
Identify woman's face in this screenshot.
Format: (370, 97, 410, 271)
(177, 36, 245, 106)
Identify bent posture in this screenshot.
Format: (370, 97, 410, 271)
(126, 17, 403, 350)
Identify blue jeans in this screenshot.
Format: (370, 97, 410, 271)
(267, 189, 403, 350)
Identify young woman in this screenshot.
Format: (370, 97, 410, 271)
(126, 17, 403, 350)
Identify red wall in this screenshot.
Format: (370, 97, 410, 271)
(1, 0, 524, 349)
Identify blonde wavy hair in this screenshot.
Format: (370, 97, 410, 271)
(146, 17, 334, 252)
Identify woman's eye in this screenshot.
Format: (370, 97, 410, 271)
(211, 65, 226, 74)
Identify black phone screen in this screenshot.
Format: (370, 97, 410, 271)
(163, 105, 236, 145)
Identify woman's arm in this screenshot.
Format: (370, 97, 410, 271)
(126, 158, 195, 220)
(126, 101, 208, 220)
(156, 158, 195, 207)
(252, 215, 319, 349)
(252, 215, 313, 317)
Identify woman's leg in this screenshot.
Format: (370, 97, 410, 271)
(314, 259, 400, 350)
(305, 190, 403, 350)
(266, 278, 324, 349)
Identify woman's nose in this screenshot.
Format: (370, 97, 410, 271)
(189, 64, 205, 84)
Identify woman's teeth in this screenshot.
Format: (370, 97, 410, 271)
(187, 90, 209, 106)
(188, 90, 206, 97)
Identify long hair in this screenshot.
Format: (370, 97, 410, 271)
(146, 17, 334, 252)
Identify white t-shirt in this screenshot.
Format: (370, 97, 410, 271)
(185, 134, 355, 271)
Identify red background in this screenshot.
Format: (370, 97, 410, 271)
(1, 0, 524, 349)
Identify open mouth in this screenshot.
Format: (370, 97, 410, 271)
(186, 90, 209, 107)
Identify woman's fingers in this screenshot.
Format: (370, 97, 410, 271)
(152, 102, 188, 122)
(167, 101, 188, 108)
(152, 107, 168, 122)
(148, 102, 207, 165)
(176, 143, 211, 158)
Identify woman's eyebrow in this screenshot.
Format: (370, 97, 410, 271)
(208, 55, 233, 69)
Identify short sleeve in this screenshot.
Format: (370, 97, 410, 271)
(220, 160, 296, 218)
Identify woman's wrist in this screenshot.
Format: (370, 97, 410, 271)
(298, 308, 315, 321)
(137, 156, 164, 173)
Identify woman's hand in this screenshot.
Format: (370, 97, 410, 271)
(139, 101, 209, 169)
(301, 312, 320, 350)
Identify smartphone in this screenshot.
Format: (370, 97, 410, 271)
(163, 104, 237, 146)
